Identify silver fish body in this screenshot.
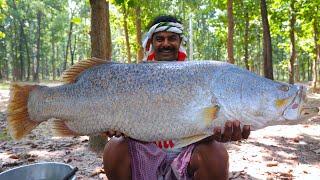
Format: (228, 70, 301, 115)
(9, 60, 306, 147)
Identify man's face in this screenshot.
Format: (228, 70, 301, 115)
(152, 31, 182, 61)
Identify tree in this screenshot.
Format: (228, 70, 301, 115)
(105, 1, 112, 60)
(90, 0, 109, 60)
(260, 0, 273, 79)
(33, 10, 42, 82)
(89, 0, 112, 152)
(135, 5, 143, 63)
(64, 13, 74, 70)
(227, 0, 234, 64)
(122, 1, 131, 63)
(288, 0, 296, 84)
(312, 15, 319, 91)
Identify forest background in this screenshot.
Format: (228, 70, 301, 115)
(0, 1, 320, 178)
(0, 0, 319, 88)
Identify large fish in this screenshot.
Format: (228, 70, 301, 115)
(7, 58, 306, 148)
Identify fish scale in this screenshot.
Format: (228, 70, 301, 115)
(7, 59, 306, 149)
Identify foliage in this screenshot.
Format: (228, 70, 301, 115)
(0, 0, 319, 83)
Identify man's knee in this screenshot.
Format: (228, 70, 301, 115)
(103, 137, 131, 180)
(189, 141, 229, 180)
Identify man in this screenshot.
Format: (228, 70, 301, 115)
(103, 15, 251, 180)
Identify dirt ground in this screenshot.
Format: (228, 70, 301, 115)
(0, 84, 319, 180)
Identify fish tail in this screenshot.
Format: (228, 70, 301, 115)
(7, 83, 40, 140)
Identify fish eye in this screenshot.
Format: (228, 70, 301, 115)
(278, 85, 289, 92)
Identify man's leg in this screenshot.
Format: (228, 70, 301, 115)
(103, 137, 131, 180)
(188, 140, 229, 180)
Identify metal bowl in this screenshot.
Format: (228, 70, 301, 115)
(0, 162, 76, 180)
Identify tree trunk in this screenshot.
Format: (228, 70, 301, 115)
(56, 46, 60, 77)
(22, 20, 31, 81)
(90, 0, 108, 60)
(123, 4, 131, 63)
(312, 17, 319, 91)
(12, 0, 22, 81)
(294, 63, 300, 82)
(5, 53, 8, 80)
(243, 8, 250, 70)
(64, 20, 74, 70)
(135, 6, 143, 63)
(301, 61, 306, 81)
(19, 19, 31, 81)
(33, 11, 41, 82)
(71, 35, 77, 65)
(44, 57, 49, 79)
(12, 1, 31, 81)
(11, 28, 17, 81)
(306, 60, 309, 81)
(260, 0, 274, 79)
(227, 0, 235, 64)
(51, 37, 56, 80)
(10, 22, 16, 81)
(105, 1, 112, 60)
(189, 13, 193, 61)
(89, 0, 112, 152)
(288, 0, 296, 84)
(18, 22, 24, 81)
(0, 25, 4, 80)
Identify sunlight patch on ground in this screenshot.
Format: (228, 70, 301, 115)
(28, 149, 66, 158)
(0, 152, 11, 162)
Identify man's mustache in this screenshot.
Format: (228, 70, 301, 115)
(158, 47, 177, 52)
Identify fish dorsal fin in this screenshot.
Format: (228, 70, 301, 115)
(61, 57, 107, 83)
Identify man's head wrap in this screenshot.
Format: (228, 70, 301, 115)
(142, 22, 187, 61)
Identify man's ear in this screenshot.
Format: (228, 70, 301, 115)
(179, 37, 184, 45)
(146, 39, 152, 51)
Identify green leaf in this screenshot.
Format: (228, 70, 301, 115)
(0, 0, 8, 9)
(71, 17, 81, 24)
(0, 31, 5, 39)
(114, 0, 125, 5)
(127, 0, 135, 7)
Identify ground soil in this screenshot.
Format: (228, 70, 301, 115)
(0, 84, 319, 179)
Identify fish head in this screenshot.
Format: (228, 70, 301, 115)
(212, 64, 308, 129)
(281, 85, 307, 120)
(265, 82, 306, 122)
(239, 81, 307, 129)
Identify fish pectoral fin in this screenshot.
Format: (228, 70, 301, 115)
(173, 134, 211, 149)
(201, 105, 220, 126)
(61, 57, 108, 84)
(52, 119, 80, 137)
(275, 98, 289, 108)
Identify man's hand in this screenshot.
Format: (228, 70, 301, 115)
(212, 120, 250, 142)
(101, 130, 126, 138)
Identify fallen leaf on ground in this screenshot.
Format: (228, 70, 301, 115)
(27, 158, 36, 162)
(64, 158, 72, 163)
(8, 154, 19, 159)
(279, 172, 293, 179)
(311, 148, 320, 154)
(266, 161, 278, 167)
(0, 142, 7, 147)
(2, 161, 23, 167)
(90, 167, 105, 177)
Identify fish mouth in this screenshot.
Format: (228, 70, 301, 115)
(282, 85, 307, 120)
